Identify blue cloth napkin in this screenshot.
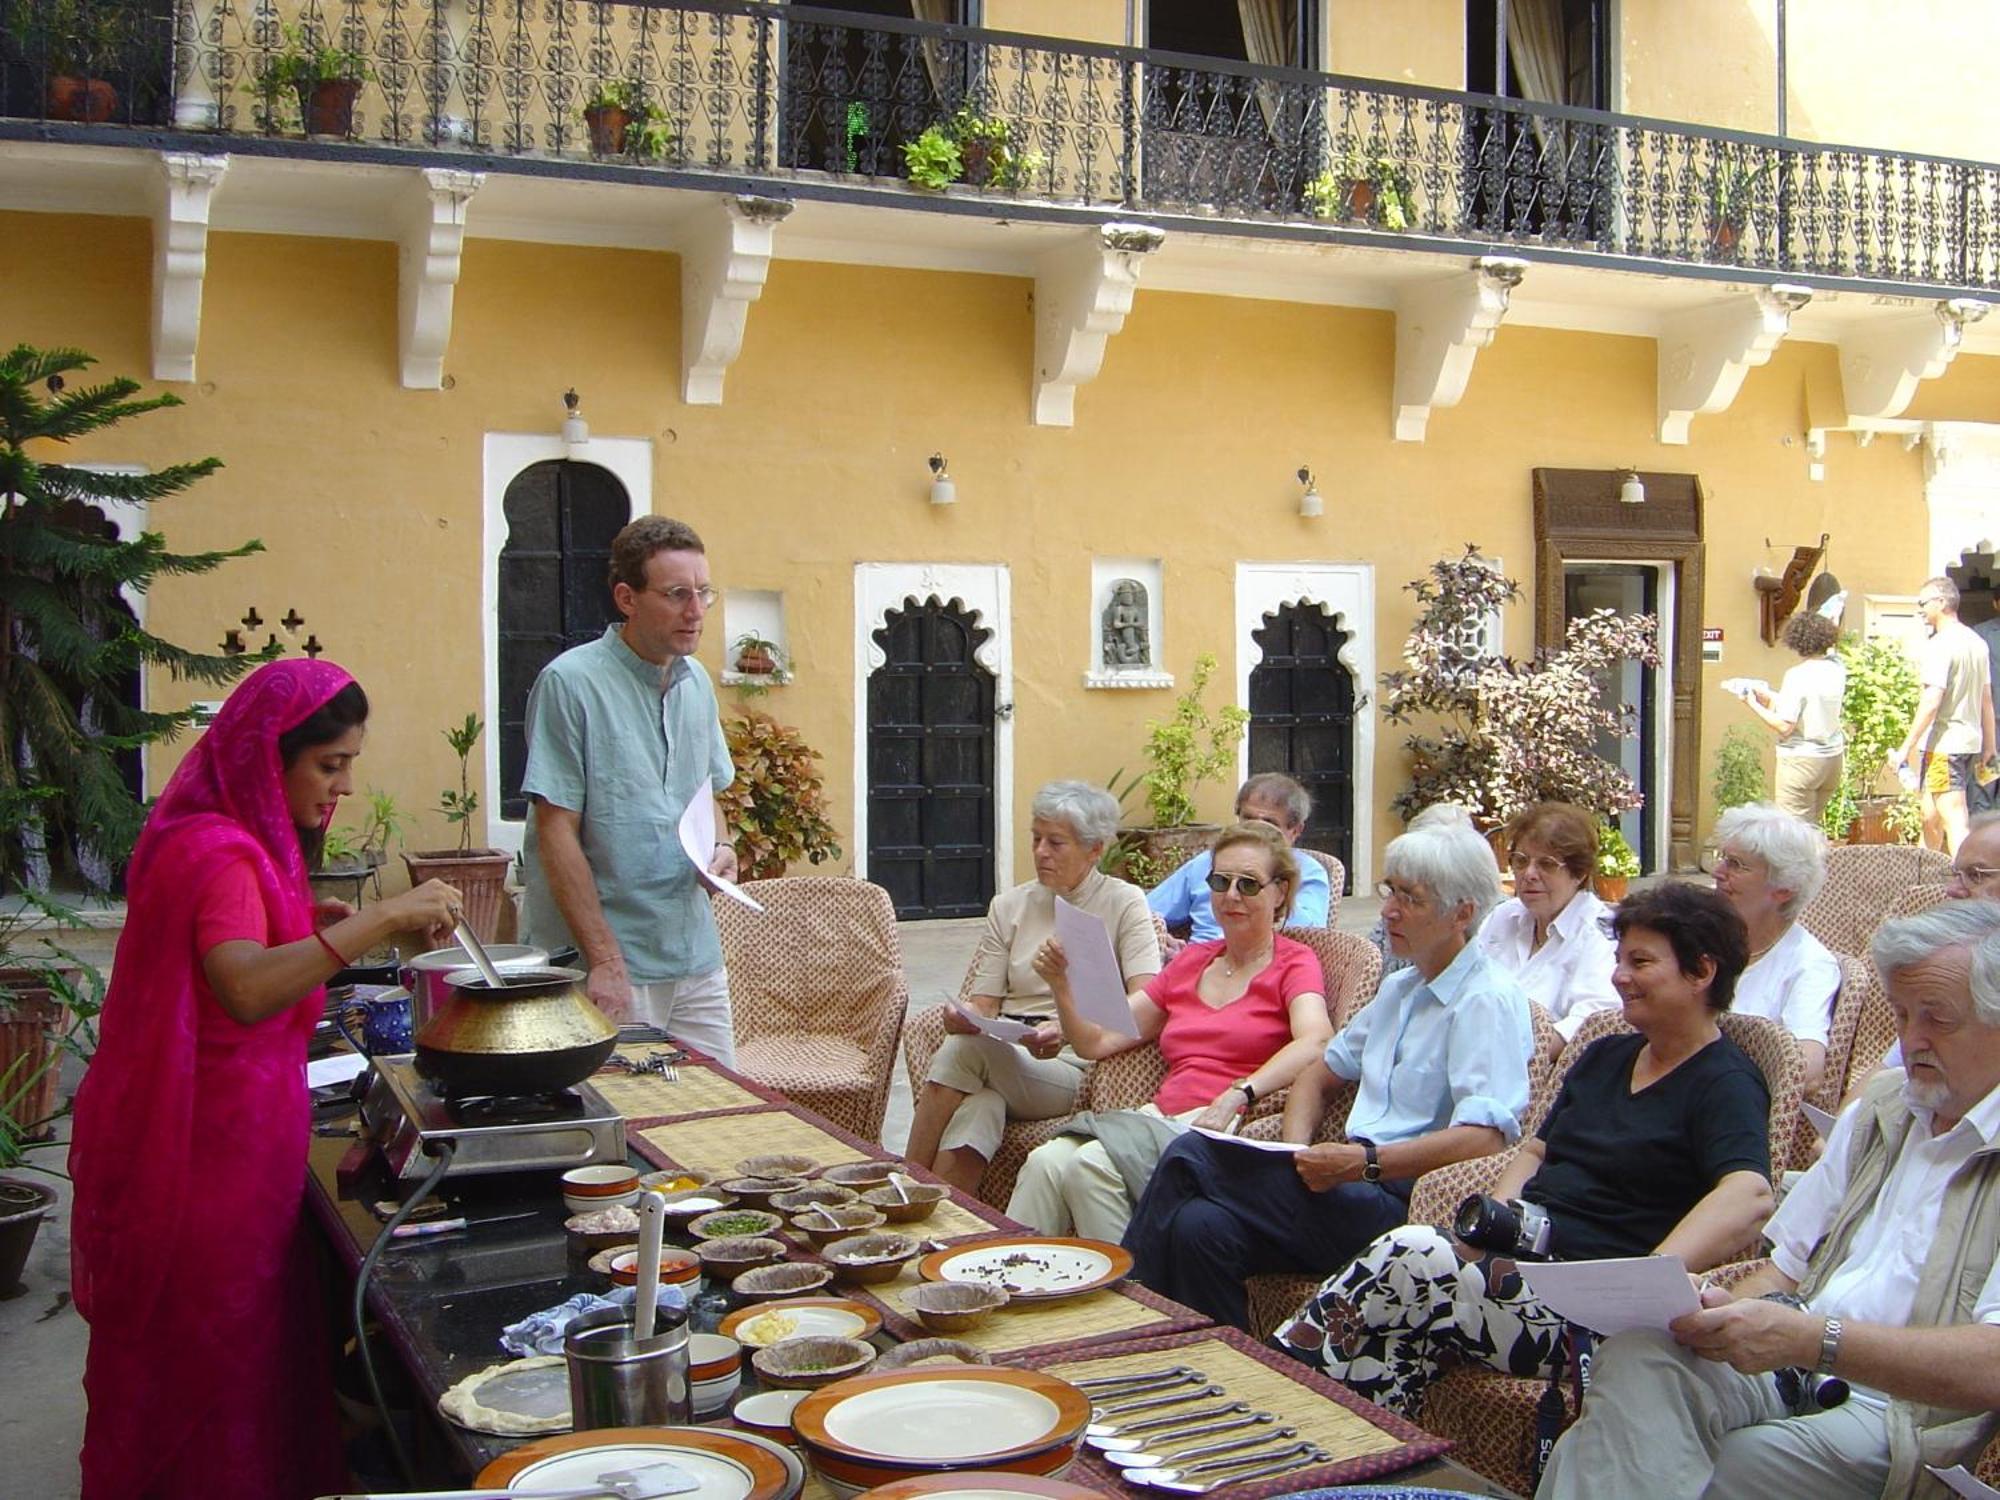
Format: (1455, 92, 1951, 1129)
(500, 1282, 687, 1357)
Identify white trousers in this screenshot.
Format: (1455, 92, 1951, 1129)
(631, 968, 735, 1069)
(1005, 1102, 1200, 1243)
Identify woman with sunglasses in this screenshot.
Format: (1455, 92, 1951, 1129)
(1476, 802, 1620, 1045)
(1005, 821, 1334, 1242)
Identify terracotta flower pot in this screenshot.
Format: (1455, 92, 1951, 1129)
(1846, 796, 1899, 846)
(1345, 177, 1377, 220)
(300, 77, 361, 137)
(584, 104, 630, 157)
(1592, 874, 1630, 904)
(0, 975, 72, 1143)
(1709, 217, 1743, 257)
(47, 75, 116, 123)
(0, 1178, 57, 1297)
(735, 648, 776, 675)
(403, 848, 515, 943)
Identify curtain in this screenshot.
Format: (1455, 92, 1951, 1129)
(1236, 0, 1291, 133)
(911, 0, 957, 101)
(1506, 0, 1566, 155)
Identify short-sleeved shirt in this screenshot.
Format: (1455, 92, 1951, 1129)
(967, 869, 1159, 1021)
(1733, 921, 1841, 1049)
(521, 625, 735, 984)
(1774, 655, 1847, 758)
(1147, 936, 1323, 1115)
(1326, 939, 1535, 1146)
(1146, 849, 1332, 942)
(1529, 1031, 1771, 1262)
(1475, 889, 1620, 1042)
(1921, 620, 1992, 756)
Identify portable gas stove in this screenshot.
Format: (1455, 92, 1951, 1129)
(361, 1054, 625, 1182)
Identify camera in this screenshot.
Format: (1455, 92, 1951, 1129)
(1773, 1366, 1849, 1412)
(1453, 1193, 1554, 1260)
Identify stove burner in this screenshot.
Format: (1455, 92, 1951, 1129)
(445, 1089, 588, 1126)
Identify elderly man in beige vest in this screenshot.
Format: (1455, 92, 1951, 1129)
(1537, 899, 2000, 1500)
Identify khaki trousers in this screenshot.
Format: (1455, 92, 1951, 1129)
(1005, 1102, 1203, 1243)
(927, 1034, 1086, 1160)
(1774, 753, 1843, 824)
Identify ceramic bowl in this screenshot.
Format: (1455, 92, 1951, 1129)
(790, 1205, 888, 1249)
(560, 1163, 641, 1216)
(769, 1184, 860, 1214)
(718, 1175, 810, 1208)
(859, 1182, 949, 1224)
(732, 1261, 836, 1302)
(649, 1185, 739, 1229)
(737, 1153, 821, 1181)
(732, 1387, 808, 1440)
(822, 1232, 922, 1286)
(873, 1337, 993, 1370)
(689, 1331, 744, 1416)
(750, 1335, 878, 1390)
(563, 1206, 643, 1252)
(695, 1234, 789, 1278)
(637, 1167, 713, 1196)
(819, 1160, 898, 1189)
(687, 1208, 786, 1242)
(604, 1244, 702, 1290)
(906, 1279, 1009, 1333)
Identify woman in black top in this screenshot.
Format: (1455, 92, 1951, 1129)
(1273, 883, 1777, 1415)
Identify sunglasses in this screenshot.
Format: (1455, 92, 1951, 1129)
(1205, 871, 1274, 898)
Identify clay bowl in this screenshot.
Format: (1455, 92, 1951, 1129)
(874, 1337, 994, 1371)
(860, 1181, 949, 1224)
(638, 1167, 714, 1195)
(906, 1279, 1010, 1333)
(770, 1184, 860, 1215)
(687, 1208, 786, 1242)
(818, 1160, 897, 1190)
(695, 1235, 789, 1278)
(564, 1206, 642, 1252)
(750, 1334, 878, 1390)
(789, 1204, 887, 1249)
(718, 1175, 810, 1209)
(737, 1153, 820, 1181)
(732, 1261, 837, 1302)
(821, 1232, 922, 1286)
(649, 1185, 739, 1231)
(605, 1244, 703, 1291)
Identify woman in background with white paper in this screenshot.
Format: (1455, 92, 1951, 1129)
(1730, 605, 1847, 823)
(1273, 882, 1775, 1417)
(905, 781, 1161, 1194)
(1006, 821, 1334, 1241)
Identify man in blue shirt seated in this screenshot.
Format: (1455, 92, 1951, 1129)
(1147, 773, 1334, 943)
(1123, 813, 1535, 1331)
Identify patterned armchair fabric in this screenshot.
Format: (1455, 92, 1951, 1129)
(1799, 844, 1953, 958)
(1296, 847, 1346, 926)
(710, 876, 908, 1143)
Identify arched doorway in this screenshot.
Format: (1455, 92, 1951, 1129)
(495, 460, 628, 820)
(866, 595, 997, 919)
(1248, 601, 1356, 888)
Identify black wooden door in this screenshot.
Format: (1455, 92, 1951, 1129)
(1248, 602, 1355, 889)
(867, 595, 996, 919)
(497, 460, 628, 820)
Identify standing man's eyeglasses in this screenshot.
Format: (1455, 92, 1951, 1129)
(643, 584, 719, 608)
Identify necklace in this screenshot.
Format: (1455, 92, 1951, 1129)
(1746, 931, 1783, 965)
(1220, 943, 1272, 978)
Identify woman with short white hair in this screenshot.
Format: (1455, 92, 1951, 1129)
(1710, 801, 1840, 1091)
(906, 780, 1160, 1194)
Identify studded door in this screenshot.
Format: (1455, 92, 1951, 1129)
(1248, 601, 1356, 889)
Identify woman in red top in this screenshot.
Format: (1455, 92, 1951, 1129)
(1006, 821, 1333, 1242)
(69, 660, 461, 1500)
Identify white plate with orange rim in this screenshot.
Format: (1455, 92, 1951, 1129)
(794, 1366, 1090, 1465)
(475, 1425, 798, 1500)
(721, 1295, 885, 1347)
(855, 1475, 1108, 1500)
(916, 1236, 1133, 1303)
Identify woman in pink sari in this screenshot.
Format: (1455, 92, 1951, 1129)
(69, 659, 460, 1500)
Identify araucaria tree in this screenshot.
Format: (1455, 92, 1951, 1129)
(0, 344, 269, 891)
(1381, 545, 1661, 826)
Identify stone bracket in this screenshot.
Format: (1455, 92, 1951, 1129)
(680, 194, 794, 405)
(1839, 299, 1991, 421)
(1032, 222, 1165, 427)
(1392, 256, 1526, 442)
(398, 168, 484, 391)
(151, 152, 230, 383)
(1656, 284, 1811, 445)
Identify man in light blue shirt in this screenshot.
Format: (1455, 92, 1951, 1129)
(1125, 814, 1533, 1330)
(522, 516, 740, 1064)
(1147, 773, 1333, 942)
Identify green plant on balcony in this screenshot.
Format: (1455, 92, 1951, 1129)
(253, 24, 371, 136)
(580, 80, 675, 161)
(903, 123, 965, 189)
(1698, 155, 1773, 252)
(1306, 145, 1414, 230)
(8, 0, 125, 119)
(843, 100, 870, 172)
(903, 107, 1044, 192)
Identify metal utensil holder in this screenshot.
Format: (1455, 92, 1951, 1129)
(563, 1303, 692, 1429)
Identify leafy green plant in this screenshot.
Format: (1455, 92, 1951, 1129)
(436, 713, 483, 853)
(1, 863, 105, 1177)
(902, 124, 963, 190)
(1596, 821, 1640, 879)
(584, 78, 638, 112)
(843, 100, 870, 172)
(627, 102, 675, 161)
(321, 788, 404, 870)
(1884, 790, 1925, 845)
(1698, 154, 1774, 231)
(1, 345, 270, 893)
(1133, 653, 1250, 829)
(7, 0, 122, 76)
(1820, 634, 1921, 840)
(262, 23, 370, 88)
(1305, 145, 1415, 229)
(1712, 726, 1769, 814)
(714, 710, 842, 879)
(902, 107, 1044, 192)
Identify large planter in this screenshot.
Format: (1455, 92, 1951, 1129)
(299, 77, 361, 137)
(1846, 796, 1901, 846)
(1592, 874, 1631, 904)
(47, 75, 116, 122)
(1122, 824, 1220, 886)
(403, 848, 514, 942)
(0, 1177, 57, 1297)
(0, 974, 71, 1144)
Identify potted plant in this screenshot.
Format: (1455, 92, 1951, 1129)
(1711, 726, 1769, 816)
(403, 715, 514, 941)
(902, 106, 1044, 192)
(11, 0, 124, 122)
(1819, 634, 1921, 844)
(582, 79, 634, 156)
(1699, 155, 1773, 256)
(1305, 144, 1414, 230)
(311, 789, 404, 904)
(731, 632, 785, 679)
(713, 710, 843, 880)
(1105, 652, 1250, 881)
(1594, 821, 1640, 903)
(259, 25, 371, 138)
(902, 123, 963, 190)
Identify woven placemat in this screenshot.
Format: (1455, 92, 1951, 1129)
(592, 1052, 765, 1119)
(1025, 1326, 1451, 1497)
(857, 1260, 1204, 1359)
(633, 1111, 872, 1176)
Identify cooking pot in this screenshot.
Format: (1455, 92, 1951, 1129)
(412, 966, 617, 1097)
(401, 943, 547, 1027)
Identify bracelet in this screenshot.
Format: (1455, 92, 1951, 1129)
(312, 928, 348, 969)
(1816, 1316, 1843, 1375)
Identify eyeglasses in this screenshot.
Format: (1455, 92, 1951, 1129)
(641, 584, 718, 608)
(1707, 850, 1757, 876)
(1507, 853, 1569, 878)
(1375, 880, 1432, 909)
(1952, 863, 2000, 886)
(1206, 871, 1272, 898)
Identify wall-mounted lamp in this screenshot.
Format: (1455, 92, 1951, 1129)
(561, 388, 589, 453)
(1618, 468, 1646, 505)
(1297, 465, 1323, 519)
(928, 452, 956, 506)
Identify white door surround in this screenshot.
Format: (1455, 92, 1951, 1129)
(1923, 422, 2000, 574)
(1234, 561, 1376, 892)
(853, 563, 1015, 895)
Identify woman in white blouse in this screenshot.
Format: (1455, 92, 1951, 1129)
(1708, 802, 1840, 1091)
(1476, 802, 1620, 1045)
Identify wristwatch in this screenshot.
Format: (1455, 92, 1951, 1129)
(1816, 1316, 1844, 1375)
(1357, 1139, 1382, 1183)
(1231, 1078, 1257, 1108)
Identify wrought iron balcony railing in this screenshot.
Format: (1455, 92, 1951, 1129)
(5, 0, 1998, 294)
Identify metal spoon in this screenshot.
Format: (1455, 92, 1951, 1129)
(1092, 1409, 1274, 1456)
(1137, 1443, 1331, 1494)
(1076, 1365, 1203, 1393)
(1085, 1401, 1248, 1450)
(1107, 1424, 1297, 1471)
(633, 1191, 666, 1342)
(454, 917, 507, 988)
(1086, 1384, 1225, 1437)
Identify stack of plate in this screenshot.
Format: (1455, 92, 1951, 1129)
(474, 1425, 804, 1500)
(791, 1368, 1092, 1499)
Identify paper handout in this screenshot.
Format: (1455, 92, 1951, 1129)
(1051, 896, 1140, 1039)
(949, 1001, 1038, 1045)
(677, 787, 764, 911)
(1802, 1102, 1838, 1140)
(1515, 1254, 1700, 1338)
(1929, 1467, 2000, 1500)
(306, 1052, 370, 1089)
(1190, 1125, 1307, 1154)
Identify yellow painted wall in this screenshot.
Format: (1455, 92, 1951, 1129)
(984, 0, 1127, 47)
(1326, 0, 1464, 88)
(0, 206, 1947, 892)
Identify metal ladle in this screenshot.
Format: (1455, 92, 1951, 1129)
(454, 916, 508, 989)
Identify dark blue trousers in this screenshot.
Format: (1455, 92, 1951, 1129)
(1123, 1132, 1412, 1331)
